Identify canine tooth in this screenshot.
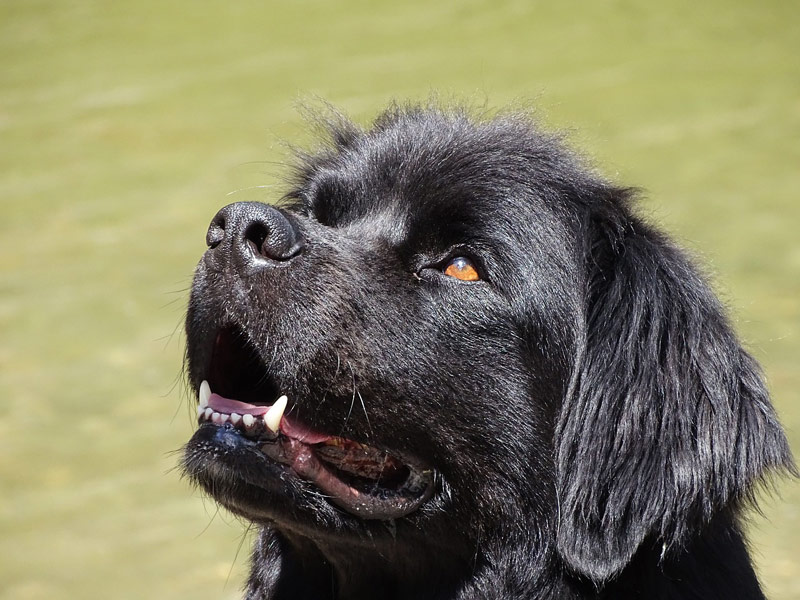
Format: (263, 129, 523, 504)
(242, 414, 255, 428)
(264, 395, 287, 433)
(203, 407, 213, 420)
(230, 413, 242, 426)
(199, 380, 211, 408)
(197, 405, 204, 417)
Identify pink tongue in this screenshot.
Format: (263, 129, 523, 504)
(207, 393, 332, 444)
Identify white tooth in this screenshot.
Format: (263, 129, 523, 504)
(264, 395, 287, 433)
(197, 405, 204, 417)
(211, 412, 222, 425)
(230, 413, 242, 426)
(242, 414, 255, 428)
(199, 380, 211, 408)
(203, 407, 213, 420)
(220, 413, 230, 424)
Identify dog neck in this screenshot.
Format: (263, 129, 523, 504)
(243, 512, 766, 600)
(245, 525, 474, 600)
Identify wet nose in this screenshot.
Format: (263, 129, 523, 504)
(205, 202, 304, 271)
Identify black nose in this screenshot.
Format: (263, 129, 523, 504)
(205, 202, 304, 271)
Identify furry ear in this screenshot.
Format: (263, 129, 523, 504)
(555, 196, 795, 582)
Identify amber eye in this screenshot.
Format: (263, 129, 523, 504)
(443, 256, 480, 281)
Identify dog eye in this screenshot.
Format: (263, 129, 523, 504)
(443, 257, 481, 281)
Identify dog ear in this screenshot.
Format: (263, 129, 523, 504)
(554, 190, 795, 582)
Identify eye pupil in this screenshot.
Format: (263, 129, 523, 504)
(444, 257, 480, 281)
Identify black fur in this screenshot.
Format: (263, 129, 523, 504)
(182, 104, 795, 599)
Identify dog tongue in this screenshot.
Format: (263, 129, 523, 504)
(279, 416, 331, 443)
(207, 393, 331, 443)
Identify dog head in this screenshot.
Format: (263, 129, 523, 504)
(182, 106, 793, 587)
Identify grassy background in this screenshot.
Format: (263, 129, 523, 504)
(1, 1, 797, 598)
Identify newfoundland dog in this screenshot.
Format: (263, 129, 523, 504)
(182, 105, 794, 599)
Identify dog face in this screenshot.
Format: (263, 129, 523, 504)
(182, 107, 793, 591)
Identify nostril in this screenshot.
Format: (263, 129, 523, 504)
(206, 217, 225, 248)
(244, 222, 270, 258)
(242, 217, 302, 262)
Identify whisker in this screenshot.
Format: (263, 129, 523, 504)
(356, 389, 373, 440)
(339, 361, 358, 437)
(225, 184, 281, 196)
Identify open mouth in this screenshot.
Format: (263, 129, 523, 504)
(193, 328, 434, 520)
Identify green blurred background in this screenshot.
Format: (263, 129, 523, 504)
(1, 1, 797, 598)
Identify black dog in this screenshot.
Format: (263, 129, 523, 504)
(182, 105, 794, 599)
